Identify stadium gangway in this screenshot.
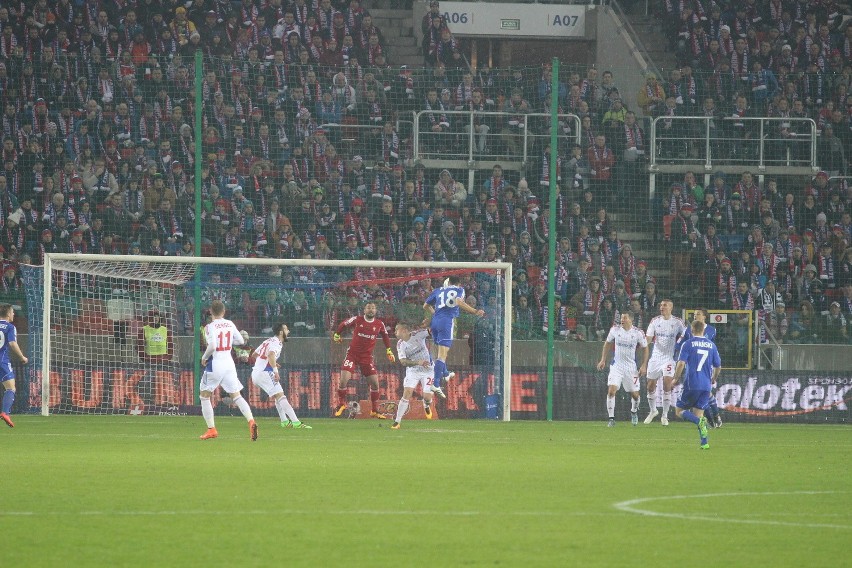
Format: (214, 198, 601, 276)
(757, 318, 788, 371)
(648, 115, 818, 174)
(412, 109, 581, 173)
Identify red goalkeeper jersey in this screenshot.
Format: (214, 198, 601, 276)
(337, 315, 391, 359)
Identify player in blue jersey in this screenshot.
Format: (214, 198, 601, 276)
(423, 275, 484, 398)
(0, 304, 29, 428)
(676, 308, 722, 428)
(672, 320, 721, 449)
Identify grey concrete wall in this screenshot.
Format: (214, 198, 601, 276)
(595, 5, 648, 119)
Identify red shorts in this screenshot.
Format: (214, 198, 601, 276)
(341, 351, 378, 377)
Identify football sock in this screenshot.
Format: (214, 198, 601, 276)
(423, 399, 431, 411)
(370, 388, 381, 412)
(278, 396, 299, 422)
(433, 359, 446, 388)
(337, 388, 348, 407)
(2, 389, 14, 414)
(662, 392, 671, 417)
(232, 395, 254, 422)
(274, 396, 291, 422)
(706, 395, 719, 420)
(630, 396, 640, 413)
(201, 397, 215, 428)
(646, 392, 656, 412)
(606, 395, 615, 419)
(395, 397, 409, 423)
(681, 410, 700, 425)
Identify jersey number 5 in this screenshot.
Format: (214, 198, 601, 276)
(436, 289, 458, 309)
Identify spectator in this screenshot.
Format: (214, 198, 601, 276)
(136, 309, 175, 363)
(822, 301, 848, 344)
(587, 135, 615, 208)
(787, 301, 819, 343)
(637, 73, 665, 117)
(501, 88, 530, 156)
(433, 169, 467, 210)
(671, 203, 696, 292)
(763, 302, 789, 343)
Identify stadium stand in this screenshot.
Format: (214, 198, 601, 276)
(0, 0, 850, 352)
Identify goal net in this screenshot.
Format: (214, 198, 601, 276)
(21, 255, 512, 420)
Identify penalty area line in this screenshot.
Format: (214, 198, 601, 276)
(613, 491, 852, 530)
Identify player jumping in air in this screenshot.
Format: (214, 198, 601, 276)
(391, 322, 436, 429)
(0, 304, 28, 428)
(333, 302, 395, 419)
(597, 312, 649, 427)
(644, 300, 687, 426)
(423, 276, 484, 398)
(672, 320, 720, 449)
(676, 308, 722, 427)
(250, 322, 312, 429)
(199, 300, 258, 441)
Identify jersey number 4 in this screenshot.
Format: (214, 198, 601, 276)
(436, 290, 458, 309)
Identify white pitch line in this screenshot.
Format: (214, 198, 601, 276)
(0, 509, 622, 518)
(613, 491, 852, 530)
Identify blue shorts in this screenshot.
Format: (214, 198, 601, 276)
(677, 389, 710, 411)
(430, 319, 455, 347)
(0, 362, 14, 383)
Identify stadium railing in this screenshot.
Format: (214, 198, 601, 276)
(648, 116, 818, 173)
(412, 110, 581, 170)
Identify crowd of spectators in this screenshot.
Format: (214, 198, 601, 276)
(654, 0, 851, 166)
(651, 0, 852, 344)
(0, 0, 849, 350)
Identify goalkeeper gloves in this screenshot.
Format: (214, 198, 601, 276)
(386, 348, 395, 363)
(333, 333, 342, 343)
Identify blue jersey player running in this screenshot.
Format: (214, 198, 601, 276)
(423, 276, 484, 398)
(0, 304, 29, 428)
(673, 320, 721, 450)
(676, 308, 722, 428)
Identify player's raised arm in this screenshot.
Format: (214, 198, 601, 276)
(333, 315, 357, 342)
(456, 297, 485, 317)
(379, 321, 392, 349)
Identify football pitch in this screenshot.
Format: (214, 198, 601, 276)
(1, 417, 849, 567)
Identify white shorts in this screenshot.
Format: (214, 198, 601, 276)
(647, 357, 676, 381)
(608, 364, 640, 393)
(251, 369, 284, 397)
(200, 365, 243, 395)
(403, 369, 434, 392)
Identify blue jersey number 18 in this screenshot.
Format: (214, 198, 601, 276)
(436, 290, 458, 309)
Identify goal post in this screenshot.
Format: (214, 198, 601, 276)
(25, 254, 513, 420)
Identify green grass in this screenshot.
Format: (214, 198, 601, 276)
(1, 416, 850, 567)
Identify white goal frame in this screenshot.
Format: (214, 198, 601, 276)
(41, 253, 513, 419)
